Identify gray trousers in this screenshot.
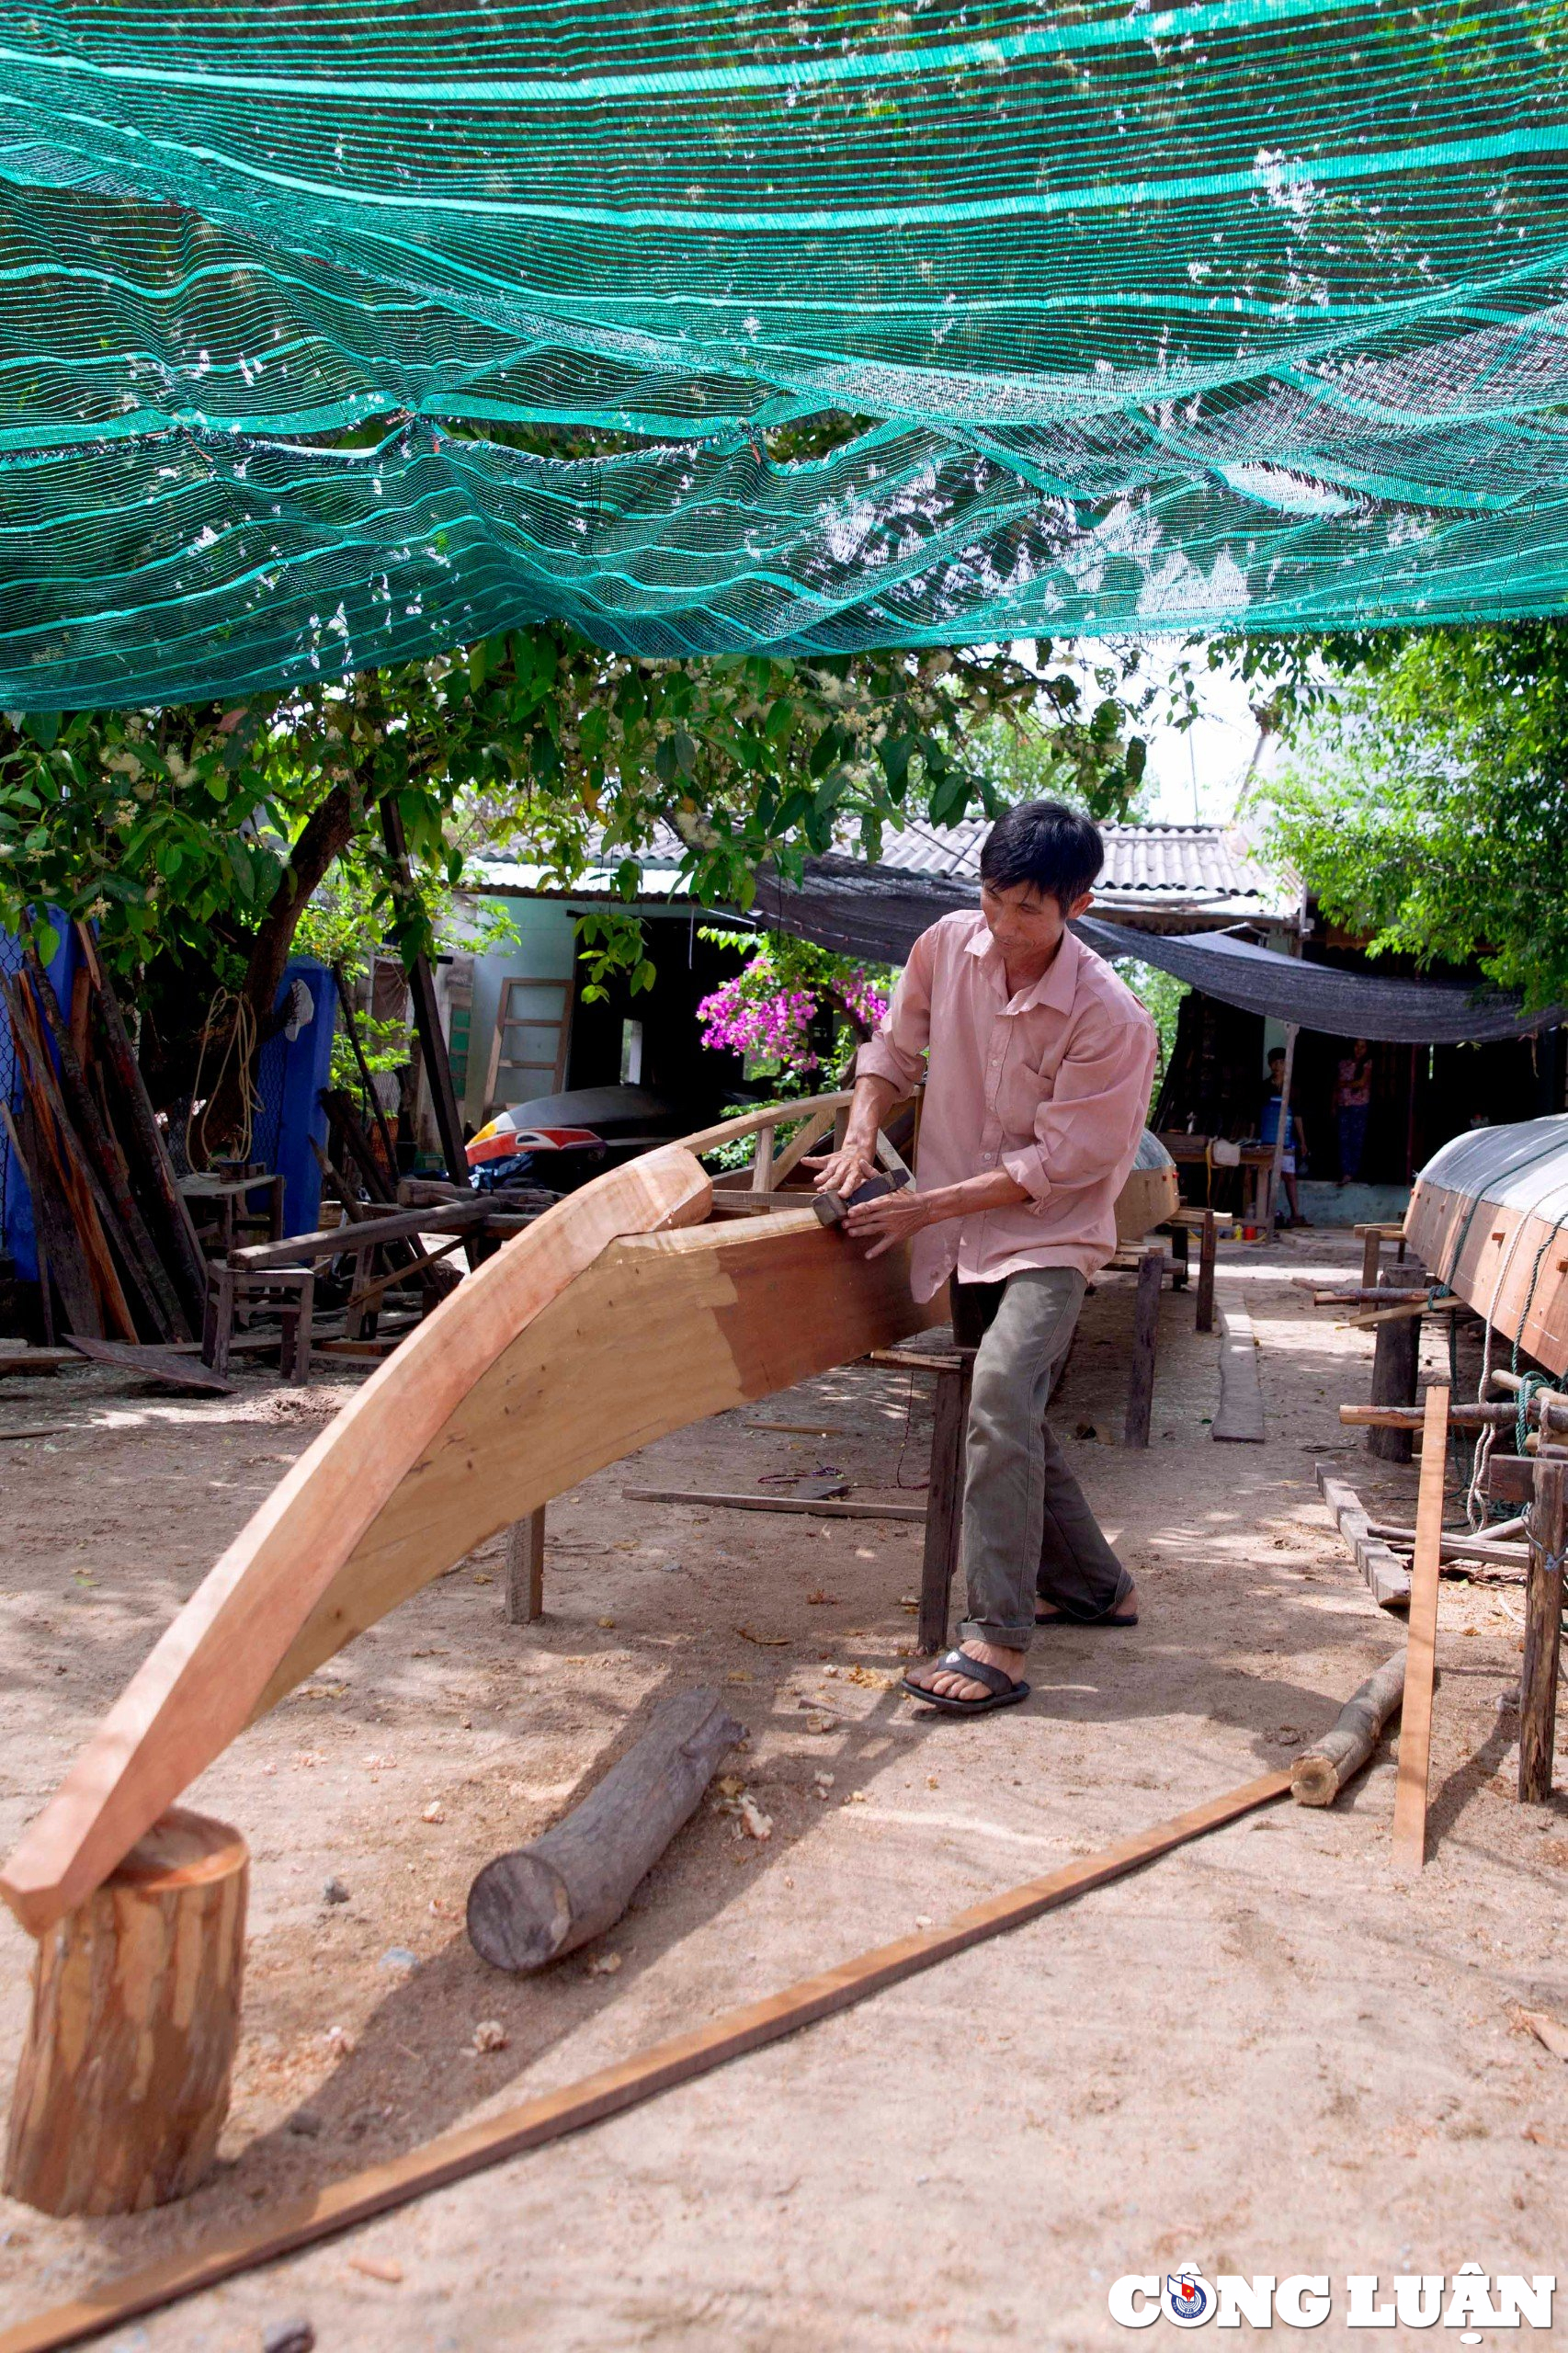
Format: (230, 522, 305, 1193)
(951, 1270, 1133, 1651)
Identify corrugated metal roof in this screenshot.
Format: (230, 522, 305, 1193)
(465, 818, 1294, 929)
(875, 817, 1288, 910)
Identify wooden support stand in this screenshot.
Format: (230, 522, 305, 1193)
(1123, 1248, 1164, 1449)
(918, 1351, 973, 1654)
(1195, 1208, 1218, 1336)
(1392, 1386, 1449, 1875)
(5, 1811, 247, 2217)
(1368, 1269, 1421, 1463)
(1520, 1457, 1565, 1804)
(506, 1507, 546, 1626)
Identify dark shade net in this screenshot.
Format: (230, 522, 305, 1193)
(755, 857, 1561, 1045)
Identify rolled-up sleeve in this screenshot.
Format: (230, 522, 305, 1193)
(1001, 1006, 1157, 1211)
(854, 925, 935, 1094)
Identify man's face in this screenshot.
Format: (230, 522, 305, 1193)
(979, 878, 1094, 963)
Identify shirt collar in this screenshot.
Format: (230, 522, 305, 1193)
(964, 911, 1082, 1014)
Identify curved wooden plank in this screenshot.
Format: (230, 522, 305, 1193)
(0, 1146, 714, 1937)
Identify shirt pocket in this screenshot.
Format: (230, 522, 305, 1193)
(998, 1035, 1061, 1137)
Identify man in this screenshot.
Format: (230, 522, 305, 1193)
(1260, 1047, 1309, 1227)
(809, 800, 1156, 1716)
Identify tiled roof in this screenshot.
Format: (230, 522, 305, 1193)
(875, 817, 1288, 911)
(467, 818, 1295, 930)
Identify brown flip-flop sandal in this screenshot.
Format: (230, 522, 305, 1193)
(901, 1649, 1030, 1714)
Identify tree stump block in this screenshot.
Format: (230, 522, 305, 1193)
(4, 1808, 248, 2216)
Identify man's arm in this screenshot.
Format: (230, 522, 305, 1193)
(807, 926, 935, 1197)
(842, 1163, 1029, 1256)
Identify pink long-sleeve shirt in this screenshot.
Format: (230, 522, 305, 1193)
(855, 910, 1157, 1302)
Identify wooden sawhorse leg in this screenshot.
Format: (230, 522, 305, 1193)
(1195, 1209, 1218, 1335)
(506, 1506, 546, 1625)
(1521, 1458, 1565, 1804)
(917, 1355, 973, 1656)
(1123, 1249, 1165, 1449)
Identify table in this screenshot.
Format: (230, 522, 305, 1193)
(1157, 1135, 1278, 1226)
(178, 1169, 285, 1256)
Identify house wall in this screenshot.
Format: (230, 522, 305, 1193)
(451, 897, 579, 1128)
(449, 896, 749, 1131)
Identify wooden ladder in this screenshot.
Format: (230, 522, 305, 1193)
(483, 975, 572, 1113)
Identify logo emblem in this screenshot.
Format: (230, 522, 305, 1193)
(1163, 2268, 1216, 2327)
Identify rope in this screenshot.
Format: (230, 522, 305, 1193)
(186, 988, 259, 1172)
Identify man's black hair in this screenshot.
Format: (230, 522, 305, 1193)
(1267, 1047, 1287, 1065)
(978, 799, 1104, 910)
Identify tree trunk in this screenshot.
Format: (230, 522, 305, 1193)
(467, 1690, 743, 1972)
(5, 1809, 247, 2216)
(196, 780, 362, 1157)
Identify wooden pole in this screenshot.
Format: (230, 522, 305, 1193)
(4, 1811, 246, 2217)
(72, 926, 210, 1324)
(330, 961, 401, 1186)
(1519, 1456, 1565, 1804)
(505, 1507, 546, 1626)
(1368, 1269, 1421, 1464)
(1122, 1248, 1163, 1448)
(467, 1688, 743, 1972)
(1392, 1385, 1449, 1874)
(378, 800, 469, 1189)
(917, 1354, 972, 1654)
(1195, 1206, 1217, 1335)
(1265, 1022, 1298, 1229)
(17, 947, 188, 1340)
(0, 1768, 1291, 2353)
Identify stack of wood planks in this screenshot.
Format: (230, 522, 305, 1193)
(0, 927, 206, 1347)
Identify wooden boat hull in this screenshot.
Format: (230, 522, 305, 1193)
(1, 1087, 1176, 1937)
(1115, 1131, 1179, 1244)
(0, 1137, 925, 1935)
(1404, 1115, 1568, 1374)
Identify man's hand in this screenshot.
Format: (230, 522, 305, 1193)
(842, 1185, 932, 1258)
(804, 1139, 880, 1197)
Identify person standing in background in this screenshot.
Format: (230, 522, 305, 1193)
(1261, 1047, 1309, 1227)
(1335, 1039, 1373, 1186)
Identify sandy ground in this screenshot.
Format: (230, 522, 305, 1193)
(0, 1231, 1563, 2351)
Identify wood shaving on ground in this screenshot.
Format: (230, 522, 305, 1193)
(1514, 2006, 1568, 2060)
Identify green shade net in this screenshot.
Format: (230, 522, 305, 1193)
(0, 2, 1565, 707)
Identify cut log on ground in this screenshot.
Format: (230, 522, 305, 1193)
(468, 1689, 744, 1972)
(4, 1810, 246, 2218)
(1291, 1653, 1407, 1805)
